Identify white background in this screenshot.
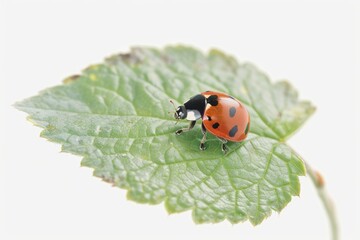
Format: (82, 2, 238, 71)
(1, 0, 359, 239)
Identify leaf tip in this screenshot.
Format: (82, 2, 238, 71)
(13, 99, 26, 112)
(248, 213, 271, 226)
(164, 199, 177, 214)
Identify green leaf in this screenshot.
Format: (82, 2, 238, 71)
(15, 46, 315, 225)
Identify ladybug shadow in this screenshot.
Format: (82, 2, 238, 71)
(167, 123, 240, 158)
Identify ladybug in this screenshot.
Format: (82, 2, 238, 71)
(171, 91, 250, 153)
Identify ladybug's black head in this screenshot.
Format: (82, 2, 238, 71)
(174, 105, 187, 120)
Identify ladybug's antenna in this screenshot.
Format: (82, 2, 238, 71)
(169, 100, 177, 111)
(168, 100, 177, 114)
(169, 100, 180, 124)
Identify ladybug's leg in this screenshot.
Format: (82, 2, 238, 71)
(175, 121, 196, 135)
(200, 123, 207, 151)
(217, 137, 228, 153)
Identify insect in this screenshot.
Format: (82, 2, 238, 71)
(171, 91, 250, 153)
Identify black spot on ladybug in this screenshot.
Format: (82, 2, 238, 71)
(244, 123, 249, 135)
(212, 122, 220, 129)
(228, 125, 238, 137)
(207, 116, 212, 121)
(207, 95, 218, 106)
(229, 107, 236, 117)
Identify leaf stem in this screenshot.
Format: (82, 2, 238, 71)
(304, 161, 339, 240)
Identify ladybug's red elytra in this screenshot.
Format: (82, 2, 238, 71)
(172, 91, 250, 153)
